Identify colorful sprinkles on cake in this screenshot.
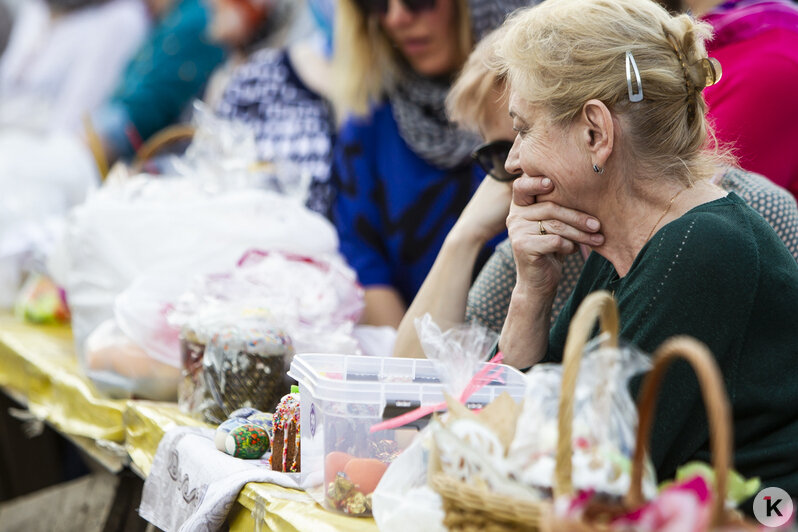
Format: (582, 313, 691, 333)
(269, 387, 300, 472)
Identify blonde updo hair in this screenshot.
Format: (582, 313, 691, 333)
(332, 0, 472, 119)
(495, 0, 730, 185)
(446, 28, 506, 133)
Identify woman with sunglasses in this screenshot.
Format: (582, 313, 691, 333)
(394, 21, 798, 358)
(330, 0, 529, 327)
(392, 30, 554, 356)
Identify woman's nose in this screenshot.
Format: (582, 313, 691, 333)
(382, 0, 414, 28)
(505, 136, 523, 176)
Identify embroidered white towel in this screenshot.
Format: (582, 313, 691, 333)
(139, 426, 301, 532)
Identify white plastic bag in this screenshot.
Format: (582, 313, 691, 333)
(0, 130, 98, 305)
(114, 272, 187, 368)
(84, 319, 180, 401)
(173, 102, 313, 203)
(372, 428, 446, 532)
(166, 248, 363, 417)
(170, 249, 364, 357)
(49, 177, 338, 396)
(372, 316, 507, 531)
(415, 313, 498, 397)
(507, 335, 657, 498)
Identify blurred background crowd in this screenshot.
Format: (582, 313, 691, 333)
(0, 0, 796, 525)
(0, 0, 795, 397)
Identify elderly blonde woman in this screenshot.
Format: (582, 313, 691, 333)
(330, 0, 530, 327)
(494, 0, 798, 498)
(393, 24, 798, 358)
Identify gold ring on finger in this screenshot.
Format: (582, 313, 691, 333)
(538, 220, 547, 235)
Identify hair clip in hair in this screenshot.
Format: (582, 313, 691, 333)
(700, 57, 722, 88)
(625, 50, 644, 103)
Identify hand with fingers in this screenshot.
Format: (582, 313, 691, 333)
(506, 176, 604, 297)
(450, 175, 514, 244)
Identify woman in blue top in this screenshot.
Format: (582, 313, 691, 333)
(330, 0, 529, 327)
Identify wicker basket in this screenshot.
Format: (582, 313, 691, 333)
(429, 290, 754, 531)
(429, 290, 619, 531)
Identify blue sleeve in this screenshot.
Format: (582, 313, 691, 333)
(332, 117, 394, 288)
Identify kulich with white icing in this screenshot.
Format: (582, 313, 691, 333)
(270, 391, 300, 472)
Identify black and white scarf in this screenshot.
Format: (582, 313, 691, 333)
(390, 0, 534, 169)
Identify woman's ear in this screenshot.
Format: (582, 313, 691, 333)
(579, 99, 614, 169)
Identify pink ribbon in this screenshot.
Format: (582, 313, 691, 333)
(369, 352, 506, 433)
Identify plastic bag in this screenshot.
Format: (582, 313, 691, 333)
(84, 319, 181, 401)
(168, 249, 363, 420)
(0, 130, 98, 305)
(172, 102, 313, 203)
(174, 303, 231, 415)
(49, 177, 338, 397)
(351, 325, 397, 357)
(198, 316, 294, 424)
(371, 316, 511, 528)
(174, 305, 294, 422)
(114, 272, 187, 368)
(372, 428, 446, 532)
(172, 305, 296, 420)
(507, 334, 656, 498)
(415, 313, 498, 398)
(423, 335, 655, 511)
(238, 250, 363, 322)
(169, 249, 363, 357)
(14, 272, 70, 324)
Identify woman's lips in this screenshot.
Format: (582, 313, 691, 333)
(400, 37, 431, 55)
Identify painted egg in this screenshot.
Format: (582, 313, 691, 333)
(325, 451, 354, 485)
(215, 417, 251, 451)
(224, 424, 270, 459)
(229, 407, 259, 419)
(343, 458, 388, 495)
(246, 412, 274, 437)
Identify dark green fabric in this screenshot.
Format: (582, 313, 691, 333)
(109, 0, 226, 143)
(545, 192, 798, 496)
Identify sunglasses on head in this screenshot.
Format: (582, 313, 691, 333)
(472, 140, 522, 182)
(353, 0, 436, 16)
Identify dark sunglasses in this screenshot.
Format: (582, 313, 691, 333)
(472, 140, 521, 182)
(353, 0, 436, 16)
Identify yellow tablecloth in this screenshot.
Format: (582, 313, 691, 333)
(0, 315, 125, 441)
(0, 315, 378, 532)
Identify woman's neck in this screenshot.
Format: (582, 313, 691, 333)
(588, 178, 724, 277)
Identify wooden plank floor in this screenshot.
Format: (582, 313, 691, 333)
(0, 472, 116, 532)
(0, 470, 154, 532)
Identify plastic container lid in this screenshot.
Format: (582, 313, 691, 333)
(288, 354, 527, 419)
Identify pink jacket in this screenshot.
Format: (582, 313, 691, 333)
(702, 0, 798, 198)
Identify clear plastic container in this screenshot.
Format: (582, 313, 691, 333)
(287, 354, 527, 517)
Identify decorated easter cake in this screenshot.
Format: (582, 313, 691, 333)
(201, 324, 293, 424)
(270, 388, 300, 472)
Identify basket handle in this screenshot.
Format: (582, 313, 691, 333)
(554, 290, 619, 497)
(625, 336, 731, 525)
(132, 124, 196, 172)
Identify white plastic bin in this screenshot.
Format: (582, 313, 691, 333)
(288, 354, 527, 516)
